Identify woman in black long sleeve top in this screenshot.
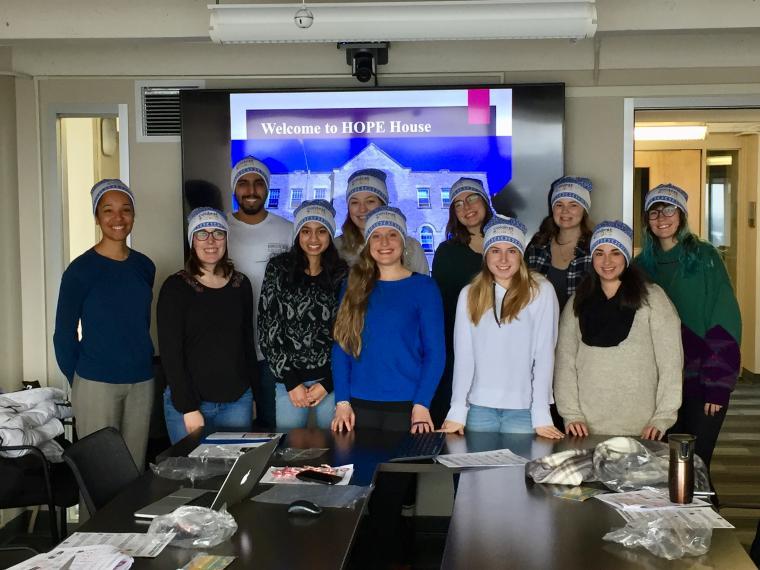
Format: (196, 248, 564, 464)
(158, 208, 258, 444)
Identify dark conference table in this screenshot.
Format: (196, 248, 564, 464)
(78, 429, 754, 569)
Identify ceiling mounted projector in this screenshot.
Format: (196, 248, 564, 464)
(208, 0, 597, 44)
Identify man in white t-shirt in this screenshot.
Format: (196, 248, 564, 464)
(227, 156, 293, 429)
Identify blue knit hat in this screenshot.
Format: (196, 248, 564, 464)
(590, 220, 634, 265)
(450, 177, 489, 204)
(187, 207, 228, 246)
(90, 179, 135, 215)
(551, 176, 592, 212)
(231, 156, 270, 191)
(346, 169, 389, 205)
(483, 215, 528, 256)
(644, 183, 688, 214)
(294, 199, 337, 239)
(363, 206, 407, 244)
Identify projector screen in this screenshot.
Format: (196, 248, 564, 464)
(181, 84, 563, 260)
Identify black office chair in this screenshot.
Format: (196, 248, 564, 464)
(62, 427, 140, 516)
(0, 441, 79, 544)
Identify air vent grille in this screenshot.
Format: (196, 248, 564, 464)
(141, 87, 184, 136)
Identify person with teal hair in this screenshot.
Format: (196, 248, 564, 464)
(635, 183, 741, 468)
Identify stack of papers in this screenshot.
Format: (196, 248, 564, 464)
(595, 488, 734, 529)
(189, 432, 282, 459)
(59, 532, 175, 557)
(9, 545, 132, 570)
(435, 449, 529, 469)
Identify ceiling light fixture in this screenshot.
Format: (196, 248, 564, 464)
(634, 125, 708, 141)
(209, 0, 597, 44)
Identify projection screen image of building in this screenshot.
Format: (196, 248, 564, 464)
(229, 88, 513, 261)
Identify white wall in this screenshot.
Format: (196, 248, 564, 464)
(8, 30, 760, 383)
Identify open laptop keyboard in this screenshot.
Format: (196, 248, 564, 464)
(389, 432, 446, 462)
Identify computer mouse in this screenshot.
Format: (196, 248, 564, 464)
(287, 499, 323, 517)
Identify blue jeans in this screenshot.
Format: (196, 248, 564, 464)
(275, 381, 335, 430)
(163, 388, 254, 445)
(466, 405, 533, 434)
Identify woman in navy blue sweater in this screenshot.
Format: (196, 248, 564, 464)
(54, 180, 155, 471)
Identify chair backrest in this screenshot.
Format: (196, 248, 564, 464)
(62, 427, 140, 515)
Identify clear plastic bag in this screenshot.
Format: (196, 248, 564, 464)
(150, 456, 235, 485)
(603, 512, 712, 560)
(147, 506, 238, 549)
(593, 437, 710, 493)
(274, 447, 329, 462)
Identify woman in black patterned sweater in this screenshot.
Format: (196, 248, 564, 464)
(258, 200, 348, 430)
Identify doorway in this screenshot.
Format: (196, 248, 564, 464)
(632, 109, 760, 376)
(59, 116, 121, 264)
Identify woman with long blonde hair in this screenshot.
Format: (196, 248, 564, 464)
(440, 215, 563, 438)
(331, 205, 444, 569)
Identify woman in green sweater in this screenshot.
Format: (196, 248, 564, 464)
(636, 183, 742, 468)
(430, 177, 493, 426)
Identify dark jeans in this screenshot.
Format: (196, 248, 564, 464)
(670, 394, 728, 469)
(352, 399, 414, 568)
(255, 359, 277, 430)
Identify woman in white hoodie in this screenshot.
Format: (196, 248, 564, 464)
(440, 215, 563, 438)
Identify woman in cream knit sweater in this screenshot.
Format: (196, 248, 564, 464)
(554, 221, 683, 438)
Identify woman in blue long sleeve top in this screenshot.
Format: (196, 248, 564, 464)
(53, 180, 155, 472)
(331, 206, 445, 433)
(330, 205, 445, 569)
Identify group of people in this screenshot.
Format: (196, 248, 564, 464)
(53, 158, 741, 479)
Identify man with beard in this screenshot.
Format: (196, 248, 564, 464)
(227, 156, 293, 429)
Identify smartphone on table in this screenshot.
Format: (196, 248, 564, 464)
(295, 469, 343, 485)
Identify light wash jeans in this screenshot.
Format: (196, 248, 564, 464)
(466, 405, 533, 434)
(163, 388, 253, 444)
(275, 381, 335, 430)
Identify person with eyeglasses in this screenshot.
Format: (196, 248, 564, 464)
(157, 208, 258, 444)
(439, 215, 563, 438)
(554, 221, 683, 438)
(429, 177, 493, 426)
(334, 168, 429, 274)
(635, 184, 741, 468)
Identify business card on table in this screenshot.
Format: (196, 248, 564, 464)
(183, 554, 236, 570)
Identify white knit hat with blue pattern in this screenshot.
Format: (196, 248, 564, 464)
(483, 215, 528, 256)
(450, 177, 489, 204)
(363, 206, 407, 244)
(231, 156, 270, 191)
(346, 169, 389, 205)
(294, 199, 337, 239)
(644, 183, 688, 214)
(187, 207, 228, 246)
(590, 220, 634, 265)
(90, 179, 135, 215)
(550, 176, 592, 212)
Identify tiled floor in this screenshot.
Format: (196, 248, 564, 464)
(713, 379, 760, 551)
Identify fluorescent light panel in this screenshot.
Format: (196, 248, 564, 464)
(208, 0, 598, 44)
(706, 155, 733, 166)
(634, 125, 707, 141)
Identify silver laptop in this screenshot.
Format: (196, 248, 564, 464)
(135, 438, 279, 519)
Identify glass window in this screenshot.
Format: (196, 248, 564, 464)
(314, 187, 327, 200)
(420, 225, 435, 253)
(417, 187, 431, 209)
(266, 188, 280, 209)
(290, 188, 303, 209)
(441, 187, 451, 208)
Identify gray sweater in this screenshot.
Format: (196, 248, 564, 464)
(554, 284, 683, 435)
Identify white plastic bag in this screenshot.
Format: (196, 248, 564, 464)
(147, 506, 238, 549)
(603, 512, 712, 560)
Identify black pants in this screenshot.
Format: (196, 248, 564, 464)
(670, 395, 728, 470)
(352, 399, 414, 568)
